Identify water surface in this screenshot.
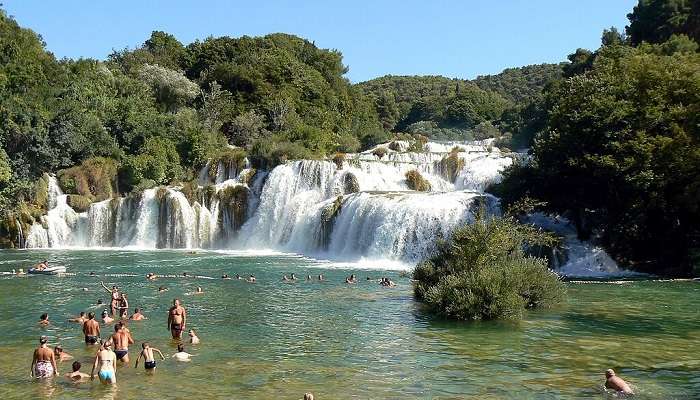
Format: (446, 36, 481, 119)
(0, 249, 698, 399)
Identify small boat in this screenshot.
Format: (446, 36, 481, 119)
(28, 266, 67, 275)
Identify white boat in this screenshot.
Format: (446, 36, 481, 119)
(28, 266, 67, 275)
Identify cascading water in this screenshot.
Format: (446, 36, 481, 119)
(24, 141, 628, 276)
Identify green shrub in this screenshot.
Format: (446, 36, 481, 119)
(405, 170, 431, 192)
(207, 147, 247, 181)
(58, 157, 118, 200)
(332, 153, 345, 169)
(413, 211, 565, 321)
(180, 180, 201, 205)
(408, 134, 428, 152)
(343, 172, 360, 194)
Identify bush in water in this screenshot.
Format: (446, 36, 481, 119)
(405, 170, 431, 192)
(413, 210, 565, 320)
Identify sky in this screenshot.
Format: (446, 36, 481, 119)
(3, 0, 637, 83)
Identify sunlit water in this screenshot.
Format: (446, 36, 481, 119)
(0, 249, 698, 399)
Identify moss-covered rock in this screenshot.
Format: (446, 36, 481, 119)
(180, 180, 201, 205)
(218, 185, 250, 231)
(57, 157, 117, 200)
(332, 153, 345, 169)
(439, 148, 466, 183)
(34, 174, 50, 211)
(241, 169, 257, 186)
(66, 194, 93, 213)
(343, 172, 360, 194)
(318, 195, 343, 249)
(372, 147, 388, 159)
(207, 148, 247, 182)
(405, 170, 431, 192)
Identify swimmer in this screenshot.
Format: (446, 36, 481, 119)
(34, 260, 48, 271)
(605, 369, 633, 395)
(290, 273, 297, 281)
(167, 299, 187, 339)
(172, 344, 193, 362)
(130, 308, 147, 321)
(39, 313, 50, 326)
(248, 274, 256, 283)
(318, 274, 324, 281)
(100, 281, 120, 316)
(188, 329, 200, 345)
(306, 275, 312, 281)
(65, 361, 90, 382)
(134, 342, 165, 371)
(146, 272, 157, 281)
(282, 275, 290, 281)
(83, 312, 101, 345)
(222, 274, 231, 280)
(101, 310, 114, 324)
(304, 394, 314, 400)
(31, 336, 58, 378)
(158, 286, 168, 293)
(183, 272, 189, 277)
(91, 340, 116, 384)
(380, 277, 396, 287)
(54, 346, 73, 362)
(345, 274, 357, 284)
(82, 287, 89, 292)
(111, 322, 134, 364)
(194, 286, 204, 295)
(235, 274, 242, 280)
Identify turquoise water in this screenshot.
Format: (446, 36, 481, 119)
(0, 249, 698, 399)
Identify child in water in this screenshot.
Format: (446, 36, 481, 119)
(134, 342, 165, 371)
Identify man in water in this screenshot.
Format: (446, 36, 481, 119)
(158, 286, 168, 293)
(605, 369, 634, 395)
(111, 322, 134, 364)
(101, 310, 114, 324)
(91, 340, 116, 384)
(134, 342, 165, 371)
(172, 343, 193, 361)
(35, 260, 48, 271)
(65, 361, 90, 382)
(130, 308, 147, 321)
(83, 312, 100, 345)
(31, 336, 58, 378)
(167, 299, 187, 339)
(247, 274, 256, 283)
(67, 312, 86, 324)
(54, 346, 73, 362)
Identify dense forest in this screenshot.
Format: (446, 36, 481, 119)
(0, 1, 698, 276)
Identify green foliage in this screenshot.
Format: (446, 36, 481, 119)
(218, 185, 249, 230)
(138, 64, 199, 112)
(626, 0, 700, 45)
(473, 63, 564, 104)
(332, 153, 345, 169)
(120, 137, 183, 189)
(413, 211, 564, 321)
(66, 194, 93, 212)
(372, 147, 388, 159)
(57, 157, 117, 201)
(405, 170, 431, 192)
(0, 148, 12, 184)
(439, 148, 465, 183)
(206, 147, 247, 180)
(496, 44, 700, 274)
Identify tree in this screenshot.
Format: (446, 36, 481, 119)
(0, 148, 11, 184)
(138, 64, 199, 112)
(626, 0, 700, 45)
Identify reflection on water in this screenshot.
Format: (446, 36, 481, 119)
(0, 249, 698, 399)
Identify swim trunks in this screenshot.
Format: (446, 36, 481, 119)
(85, 335, 99, 344)
(144, 361, 156, 370)
(34, 360, 54, 378)
(98, 369, 114, 381)
(114, 349, 128, 360)
(171, 323, 182, 333)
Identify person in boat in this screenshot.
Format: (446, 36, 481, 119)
(167, 299, 187, 339)
(91, 340, 116, 384)
(134, 342, 165, 371)
(110, 322, 134, 364)
(39, 313, 50, 326)
(83, 312, 100, 345)
(188, 329, 200, 345)
(101, 310, 114, 325)
(130, 308, 147, 321)
(172, 343, 193, 362)
(100, 282, 120, 316)
(68, 312, 86, 324)
(31, 336, 58, 379)
(65, 361, 90, 382)
(53, 345, 73, 362)
(605, 369, 634, 395)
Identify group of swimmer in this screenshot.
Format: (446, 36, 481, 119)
(31, 281, 200, 385)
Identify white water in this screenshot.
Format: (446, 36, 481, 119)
(24, 141, 628, 277)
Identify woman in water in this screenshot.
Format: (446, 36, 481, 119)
(100, 282, 120, 317)
(91, 340, 117, 384)
(31, 336, 58, 378)
(38, 313, 50, 326)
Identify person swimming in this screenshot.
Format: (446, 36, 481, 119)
(318, 274, 324, 281)
(65, 361, 90, 382)
(158, 286, 168, 293)
(91, 340, 116, 384)
(134, 342, 165, 371)
(54, 345, 73, 362)
(31, 336, 58, 379)
(83, 312, 100, 345)
(304, 394, 314, 400)
(39, 313, 50, 326)
(130, 308, 147, 321)
(188, 329, 200, 345)
(248, 274, 256, 283)
(222, 274, 231, 280)
(194, 287, 204, 295)
(605, 369, 634, 395)
(67, 311, 86, 324)
(102, 310, 114, 324)
(172, 343, 193, 362)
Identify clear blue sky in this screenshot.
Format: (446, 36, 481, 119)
(3, 0, 637, 83)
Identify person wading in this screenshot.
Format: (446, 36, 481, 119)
(31, 336, 58, 379)
(167, 299, 187, 339)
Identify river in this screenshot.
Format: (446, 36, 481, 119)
(0, 249, 698, 399)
